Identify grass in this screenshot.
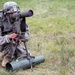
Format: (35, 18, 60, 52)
(0, 0, 75, 75)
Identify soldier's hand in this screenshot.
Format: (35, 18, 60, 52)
(9, 33, 18, 39)
(25, 33, 29, 41)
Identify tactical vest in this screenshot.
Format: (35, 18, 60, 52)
(1, 16, 26, 36)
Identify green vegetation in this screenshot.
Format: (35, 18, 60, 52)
(0, 0, 75, 75)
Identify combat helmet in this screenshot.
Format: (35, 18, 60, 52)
(3, 1, 20, 14)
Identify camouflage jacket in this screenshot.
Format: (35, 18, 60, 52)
(0, 14, 29, 44)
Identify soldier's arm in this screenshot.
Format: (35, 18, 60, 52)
(0, 35, 10, 45)
(0, 25, 10, 45)
(24, 24, 29, 40)
(0, 33, 18, 45)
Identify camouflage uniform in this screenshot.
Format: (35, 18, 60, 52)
(0, 1, 29, 64)
(0, 26, 29, 60)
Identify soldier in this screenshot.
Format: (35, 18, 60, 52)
(0, 1, 29, 68)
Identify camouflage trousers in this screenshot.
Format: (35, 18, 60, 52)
(2, 42, 26, 60)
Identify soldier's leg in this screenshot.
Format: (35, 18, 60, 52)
(1, 56, 11, 68)
(1, 43, 13, 68)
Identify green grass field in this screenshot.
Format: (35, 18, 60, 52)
(0, 0, 75, 75)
